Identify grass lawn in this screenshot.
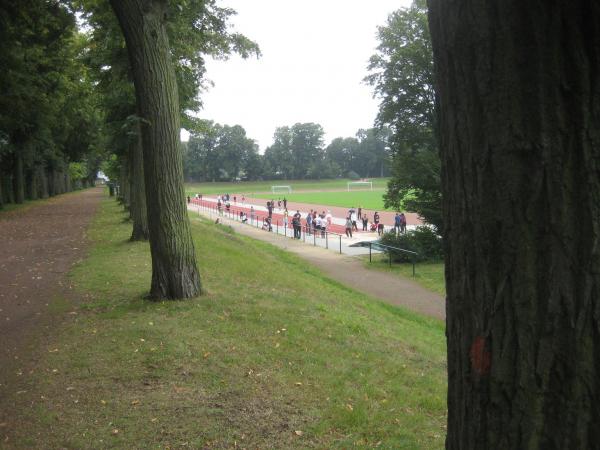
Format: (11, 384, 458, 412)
(365, 254, 446, 296)
(185, 178, 389, 197)
(9, 196, 446, 448)
(253, 190, 390, 211)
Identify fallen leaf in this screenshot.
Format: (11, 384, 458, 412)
(295, 382, 302, 386)
(131, 400, 140, 405)
(111, 429, 119, 435)
(294, 430, 303, 436)
(150, 418, 158, 423)
(203, 352, 210, 358)
(346, 404, 354, 411)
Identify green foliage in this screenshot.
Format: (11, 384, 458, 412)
(366, 0, 442, 229)
(0, 0, 103, 202)
(379, 226, 443, 262)
(183, 122, 260, 181)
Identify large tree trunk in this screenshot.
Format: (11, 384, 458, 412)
(13, 152, 25, 204)
(119, 157, 130, 212)
(130, 122, 149, 240)
(427, 1, 600, 448)
(109, 0, 201, 299)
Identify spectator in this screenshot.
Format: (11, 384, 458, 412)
(250, 206, 255, 223)
(374, 211, 380, 226)
(358, 205, 362, 220)
(326, 210, 332, 227)
(345, 216, 353, 238)
(293, 210, 302, 239)
(283, 208, 289, 230)
(400, 212, 407, 233)
(362, 215, 369, 231)
(187, 196, 190, 204)
(306, 211, 313, 235)
(351, 209, 358, 231)
(394, 213, 402, 235)
(283, 197, 287, 209)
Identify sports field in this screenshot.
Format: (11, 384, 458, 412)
(185, 178, 391, 211)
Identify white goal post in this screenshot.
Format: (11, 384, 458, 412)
(347, 181, 373, 191)
(271, 185, 292, 194)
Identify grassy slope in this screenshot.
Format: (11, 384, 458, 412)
(185, 178, 389, 197)
(12, 198, 446, 449)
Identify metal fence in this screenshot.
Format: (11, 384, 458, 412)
(190, 199, 419, 276)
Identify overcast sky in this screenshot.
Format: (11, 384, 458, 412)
(184, 0, 412, 151)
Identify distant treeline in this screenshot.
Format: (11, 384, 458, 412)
(183, 122, 391, 182)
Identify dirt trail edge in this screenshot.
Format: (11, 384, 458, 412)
(0, 188, 103, 414)
(191, 209, 445, 321)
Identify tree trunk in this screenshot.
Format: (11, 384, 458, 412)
(130, 122, 149, 240)
(427, 1, 600, 448)
(13, 152, 25, 204)
(39, 166, 48, 199)
(109, 0, 201, 299)
(120, 157, 130, 211)
(0, 171, 3, 209)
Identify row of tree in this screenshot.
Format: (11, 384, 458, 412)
(183, 122, 391, 182)
(0, 1, 103, 209)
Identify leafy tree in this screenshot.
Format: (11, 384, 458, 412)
(366, 0, 440, 228)
(0, 0, 101, 207)
(109, 0, 201, 299)
(429, 0, 600, 447)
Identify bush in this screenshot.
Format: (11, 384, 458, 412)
(378, 226, 443, 262)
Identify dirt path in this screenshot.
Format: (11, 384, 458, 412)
(191, 209, 445, 320)
(0, 188, 103, 421)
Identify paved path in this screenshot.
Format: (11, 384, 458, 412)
(189, 202, 445, 320)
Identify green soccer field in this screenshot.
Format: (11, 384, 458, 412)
(253, 190, 390, 211)
(185, 178, 389, 196)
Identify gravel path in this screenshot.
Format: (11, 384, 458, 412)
(0, 188, 103, 429)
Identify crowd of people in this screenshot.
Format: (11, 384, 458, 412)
(197, 194, 409, 240)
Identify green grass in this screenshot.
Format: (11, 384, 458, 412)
(9, 196, 446, 449)
(185, 177, 389, 197)
(365, 255, 446, 296)
(252, 190, 390, 211)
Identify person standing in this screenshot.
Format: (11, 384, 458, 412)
(283, 197, 287, 209)
(306, 211, 313, 235)
(283, 208, 289, 231)
(267, 201, 273, 218)
(362, 215, 369, 231)
(394, 213, 402, 235)
(250, 206, 255, 224)
(400, 212, 407, 233)
(351, 210, 358, 231)
(293, 210, 302, 239)
(357, 205, 362, 220)
(345, 216, 353, 238)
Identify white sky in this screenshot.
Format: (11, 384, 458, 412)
(183, 0, 411, 151)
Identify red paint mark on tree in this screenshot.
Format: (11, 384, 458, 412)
(470, 336, 491, 376)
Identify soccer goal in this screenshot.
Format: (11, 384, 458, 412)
(271, 185, 292, 194)
(347, 181, 373, 191)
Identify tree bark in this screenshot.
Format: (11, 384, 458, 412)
(13, 152, 25, 204)
(427, 1, 600, 448)
(109, 0, 201, 299)
(120, 156, 130, 211)
(130, 122, 149, 240)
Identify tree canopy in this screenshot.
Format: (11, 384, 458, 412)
(367, 0, 441, 228)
